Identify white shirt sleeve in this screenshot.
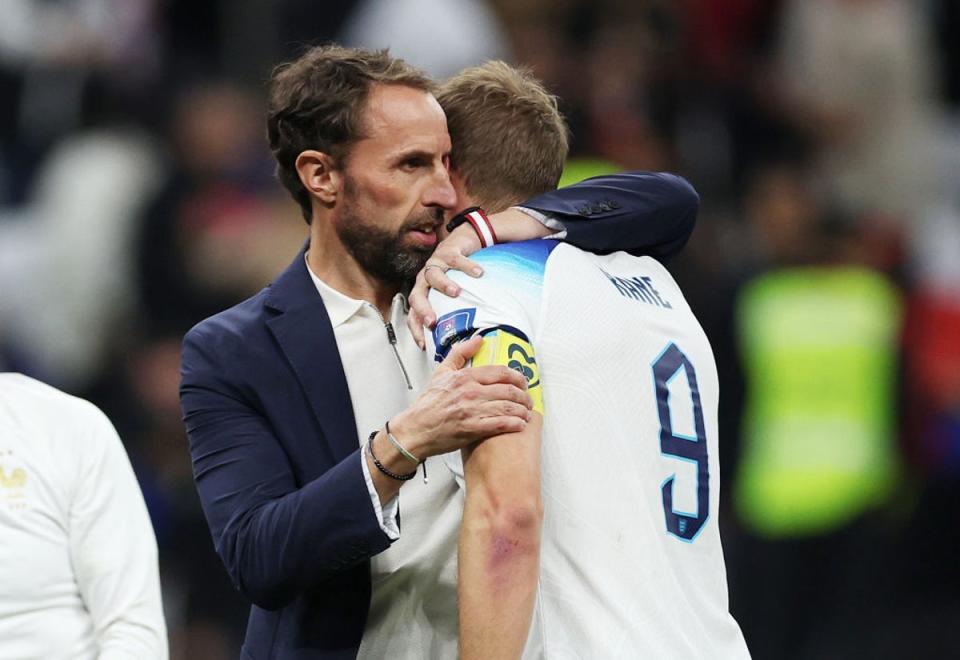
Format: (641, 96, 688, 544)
(67, 408, 168, 660)
(360, 450, 401, 540)
(513, 205, 568, 240)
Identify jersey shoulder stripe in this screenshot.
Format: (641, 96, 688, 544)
(467, 239, 560, 292)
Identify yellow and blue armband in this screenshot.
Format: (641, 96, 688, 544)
(472, 327, 544, 414)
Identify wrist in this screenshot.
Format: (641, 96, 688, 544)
(368, 431, 418, 481)
(450, 223, 483, 254)
(488, 208, 552, 243)
(447, 207, 497, 248)
(388, 411, 431, 458)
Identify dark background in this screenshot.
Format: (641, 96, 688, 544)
(1, 1, 958, 658)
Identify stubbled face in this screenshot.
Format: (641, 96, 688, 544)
(332, 84, 457, 284)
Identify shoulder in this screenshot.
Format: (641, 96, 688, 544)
(182, 287, 273, 362)
(470, 239, 560, 274)
(449, 239, 561, 298)
(185, 287, 270, 343)
(0, 373, 115, 438)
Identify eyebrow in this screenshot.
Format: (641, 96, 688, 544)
(392, 149, 449, 165)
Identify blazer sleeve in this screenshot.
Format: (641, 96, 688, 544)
(180, 324, 392, 611)
(519, 171, 700, 261)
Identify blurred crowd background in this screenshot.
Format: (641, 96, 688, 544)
(1, 0, 958, 658)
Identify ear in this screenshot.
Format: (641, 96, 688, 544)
(295, 150, 341, 205)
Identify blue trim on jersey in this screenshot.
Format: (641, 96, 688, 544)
(477, 324, 531, 344)
(471, 239, 560, 289)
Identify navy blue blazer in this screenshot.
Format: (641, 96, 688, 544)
(180, 172, 699, 659)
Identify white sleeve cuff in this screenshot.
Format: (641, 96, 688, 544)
(513, 206, 568, 240)
(360, 449, 400, 540)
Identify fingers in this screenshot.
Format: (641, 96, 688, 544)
(477, 383, 534, 410)
(448, 253, 483, 278)
(405, 309, 426, 350)
(465, 415, 528, 437)
(469, 364, 529, 390)
(422, 254, 484, 299)
(408, 278, 435, 334)
(477, 399, 533, 421)
(436, 335, 483, 372)
(424, 267, 460, 298)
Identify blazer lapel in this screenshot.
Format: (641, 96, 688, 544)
(265, 247, 360, 462)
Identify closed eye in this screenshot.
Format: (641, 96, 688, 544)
(400, 156, 429, 171)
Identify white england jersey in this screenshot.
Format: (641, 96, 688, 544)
(428, 240, 749, 659)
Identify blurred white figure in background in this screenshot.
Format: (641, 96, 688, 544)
(341, 0, 510, 78)
(778, 0, 938, 221)
(0, 372, 167, 659)
(0, 131, 161, 388)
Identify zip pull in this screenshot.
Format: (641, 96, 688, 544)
(384, 322, 414, 390)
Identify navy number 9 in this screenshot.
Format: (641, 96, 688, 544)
(652, 343, 709, 542)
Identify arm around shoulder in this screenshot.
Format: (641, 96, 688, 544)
(519, 171, 700, 260)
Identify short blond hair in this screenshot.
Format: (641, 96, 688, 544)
(437, 61, 569, 212)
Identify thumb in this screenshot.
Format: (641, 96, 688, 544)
(437, 335, 483, 372)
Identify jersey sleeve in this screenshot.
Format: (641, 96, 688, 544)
(427, 242, 552, 486)
(427, 241, 553, 416)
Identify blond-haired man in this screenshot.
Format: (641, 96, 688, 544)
(426, 62, 750, 659)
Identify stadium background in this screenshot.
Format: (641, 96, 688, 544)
(1, 1, 958, 658)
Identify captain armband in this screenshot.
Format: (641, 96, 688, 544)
(471, 327, 544, 415)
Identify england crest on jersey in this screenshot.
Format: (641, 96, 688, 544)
(432, 307, 477, 362)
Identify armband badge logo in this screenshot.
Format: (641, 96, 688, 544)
(507, 342, 539, 388)
(432, 307, 476, 362)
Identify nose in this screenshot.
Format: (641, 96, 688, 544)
(423, 166, 457, 212)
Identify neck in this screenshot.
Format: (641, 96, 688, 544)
(307, 217, 400, 319)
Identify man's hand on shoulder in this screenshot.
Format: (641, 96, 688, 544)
(391, 336, 534, 457)
(406, 208, 551, 347)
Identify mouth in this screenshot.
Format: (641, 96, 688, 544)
(406, 224, 440, 248)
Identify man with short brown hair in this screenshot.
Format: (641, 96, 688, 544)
(182, 44, 702, 660)
(267, 45, 435, 224)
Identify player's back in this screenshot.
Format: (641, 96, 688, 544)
(530, 242, 747, 658)
(431, 240, 749, 658)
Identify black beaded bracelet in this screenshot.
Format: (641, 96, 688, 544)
(366, 431, 417, 481)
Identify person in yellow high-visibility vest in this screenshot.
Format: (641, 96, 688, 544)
(731, 261, 903, 660)
(735, 266, 902, 538)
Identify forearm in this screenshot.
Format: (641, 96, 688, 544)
(489, 207, 553, 243)
(214, 448, 392, 609)
(521, 171, 700, 259)
(459, 416, 543, 659)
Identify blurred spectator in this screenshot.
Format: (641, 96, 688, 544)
(776, 0, 937, 221)
(0, 373, 166, 659)
(0, 128, 162, 389)
(727, 163, 904, 659)
(340, 0, 511, 78)
(135, 82, 304, 334)
(0, 0, 162, 202)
